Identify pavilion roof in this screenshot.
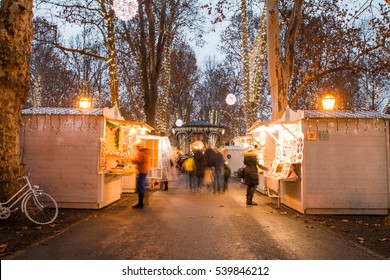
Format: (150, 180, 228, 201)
(182, 120, 224, 128)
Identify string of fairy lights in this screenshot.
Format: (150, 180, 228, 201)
(306, 118, 387, 134)
(24, 114, 100, 134)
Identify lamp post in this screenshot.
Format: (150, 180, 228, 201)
(321, 94, 335, 111)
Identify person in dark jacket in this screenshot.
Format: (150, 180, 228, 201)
(193, 149, 205, 192)
(243, 149, 268, 205)
(213, 148, 225, 193)
(223, 161, 231, 191)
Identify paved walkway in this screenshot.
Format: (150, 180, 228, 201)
(9, 174, 381, 260)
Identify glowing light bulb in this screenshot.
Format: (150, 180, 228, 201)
(113, 0, 138, 21)
(79, 97, 92, 110)
(225, 93, 236, 105)
(175, 119, 183, 127)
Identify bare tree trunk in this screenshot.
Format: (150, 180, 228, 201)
(266, 0, 283, 121)
(138, 0, 157, 128)
(0, 0, 33, 200)
(266, 0, 303, 121)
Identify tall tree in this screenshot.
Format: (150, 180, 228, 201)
(30, 18, 79, 107)
(66, 29, 111, 108)
(267, 0, 389, 120)
(118, 0, 204, 129)
(241, 0, 268, 128)
(266, 0, 303, 121)
(0, 0, 34, 200)
(168, 40, 200, 126)
(36, 0, 132, 108)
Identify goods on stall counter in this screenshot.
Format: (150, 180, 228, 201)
(266, 161, 280, 179)
(266, 161, 299, 180)
(99, 157, 107, 172)
(287, 167, 299, 180)
(295, 132, 304, 163)
(109, 168, 137, 174)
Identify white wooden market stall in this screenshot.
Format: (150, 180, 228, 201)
(21, 107, 153, 209)
(227, 136, 267, 194)
(248, 109, 390, 215)
(224, 145, 246, 177)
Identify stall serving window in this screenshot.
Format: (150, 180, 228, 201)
(99, 120, 152, 175)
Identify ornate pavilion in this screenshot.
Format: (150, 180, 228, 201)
(172, 120, 225, 155)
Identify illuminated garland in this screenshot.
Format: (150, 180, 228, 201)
(106, 121, 120, 149)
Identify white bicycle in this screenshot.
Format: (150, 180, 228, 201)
(0, 172, 58, 225)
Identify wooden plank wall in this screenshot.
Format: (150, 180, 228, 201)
(122, 174, 136, 193)
(281, 163, 304, 213)
(303, 118, 389, 214)
(99, 174, 122, 208)
(21, 114, 105, 208)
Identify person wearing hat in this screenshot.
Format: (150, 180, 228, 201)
(130, 140, 150, 208)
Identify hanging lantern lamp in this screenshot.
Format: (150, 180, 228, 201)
(321, 94, 336, 111)
(79, 97, 92, 110)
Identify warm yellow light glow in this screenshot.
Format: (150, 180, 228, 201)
(79, 97, 92, 109)
(137, 127, 149, 135)
(321, 94, 335, 111)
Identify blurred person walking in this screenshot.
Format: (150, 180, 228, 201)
(213, 148, 225, 193)
(193, 149, 205, 192)
(130, 140, 150, 208)
(182, 156, 195, 190)
(223, 161, 231, 191)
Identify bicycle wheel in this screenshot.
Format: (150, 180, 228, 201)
(23, 192, 58, 225)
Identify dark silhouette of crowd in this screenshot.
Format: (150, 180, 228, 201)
(182, 145, 231, 193)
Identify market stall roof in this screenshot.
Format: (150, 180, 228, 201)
(247, 110, 390, 133)
(106, 118, 153, 132)
(247, 120, 297, 133)
(22, 107, 104, 116)
(21, 107, 153, 131)
(303, 110, 390, 119)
